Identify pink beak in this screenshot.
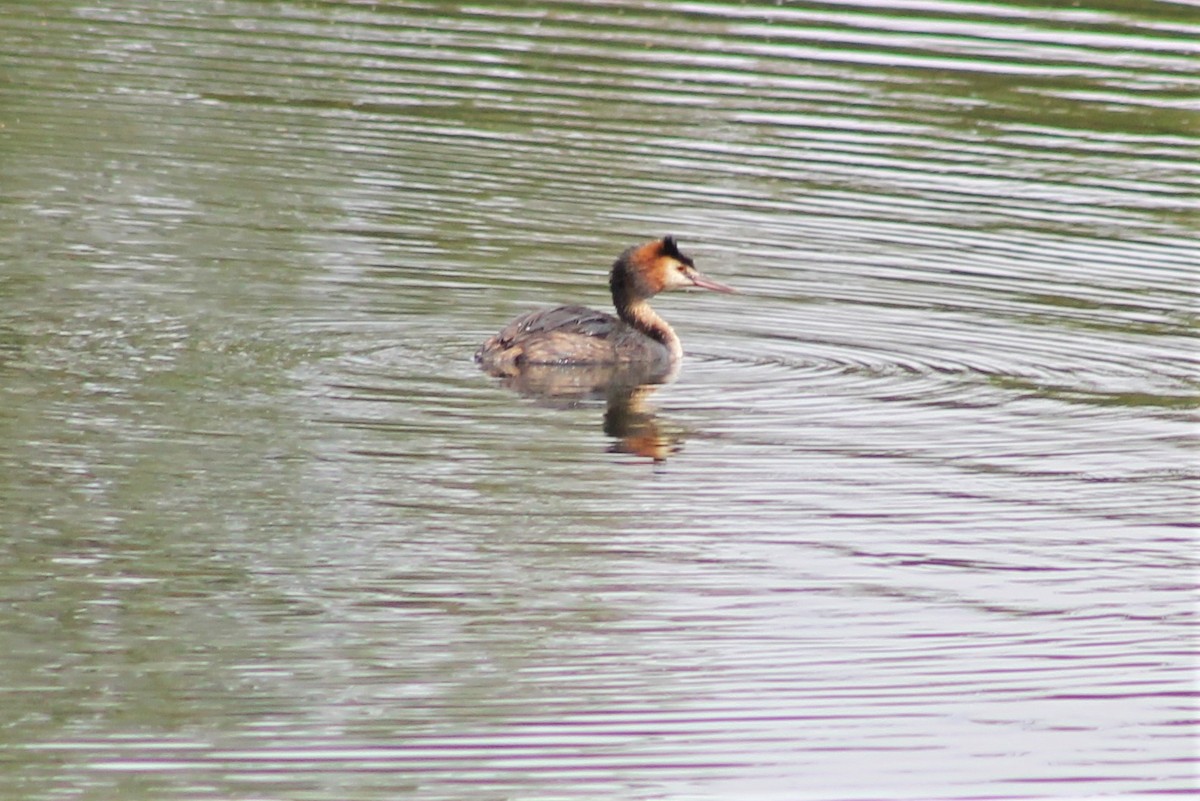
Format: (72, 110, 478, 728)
(690, 271, 737, 293)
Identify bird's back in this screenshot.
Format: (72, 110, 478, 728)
(474, 304, 667, 373)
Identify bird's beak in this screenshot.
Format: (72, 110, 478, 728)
(690, 271, 737, 293)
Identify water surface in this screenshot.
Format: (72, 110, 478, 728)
(1, 1, 1196, 799)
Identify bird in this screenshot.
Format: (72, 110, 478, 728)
(475, 236, 734, 374)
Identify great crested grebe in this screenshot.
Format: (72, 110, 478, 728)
(475, 236, 734, 371)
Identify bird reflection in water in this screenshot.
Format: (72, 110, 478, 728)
(475, 236, 735, 462)
(482, 359, 681, 462)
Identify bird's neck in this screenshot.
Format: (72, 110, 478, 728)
(611, 269, 681, 361)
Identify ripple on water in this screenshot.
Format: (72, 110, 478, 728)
(3, 0, 1197, 800)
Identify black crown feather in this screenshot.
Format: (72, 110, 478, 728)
(661, 235, 694, 267)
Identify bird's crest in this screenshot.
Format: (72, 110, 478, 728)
(660, 235, 694, 267)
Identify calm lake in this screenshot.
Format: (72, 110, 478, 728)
(1, 1, 1196, 799)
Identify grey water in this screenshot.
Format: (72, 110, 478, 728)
(1, 1, 1196, 799)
